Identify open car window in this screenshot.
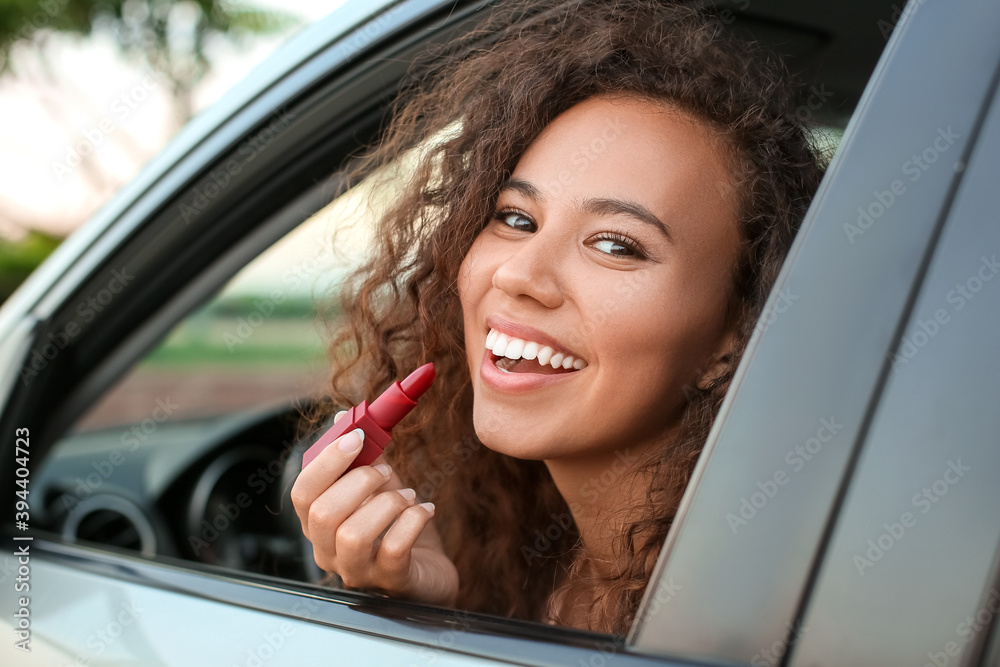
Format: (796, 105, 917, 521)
(10, 1, 973, 665)
(37, 170, 394, 568)
(63, 161, 409, 433)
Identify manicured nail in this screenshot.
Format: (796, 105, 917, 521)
(338, 428, 365, 452)
(419, 502, 435, 514)
(373, 463, 391, 477)
(397, 488, 416, 502)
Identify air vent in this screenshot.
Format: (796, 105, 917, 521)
(62, 495, 157, 556)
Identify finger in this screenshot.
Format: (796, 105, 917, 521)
(375, 501, 436, 577)
(333, 410, 347, 423)
(352, 454, 406, 512)
(366, 453, 407, 492)
(291, 429, 365, 535)
(305, 463, 394, 547)
(334, 487, 417, 578)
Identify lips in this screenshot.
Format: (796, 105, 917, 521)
(477, 315, 588, 392)
(479, 345, 580, 393)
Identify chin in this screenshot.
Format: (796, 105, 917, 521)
(472, 406, 545, 461)
(473, 405, 583, 462)
(473, 422, 532, 460)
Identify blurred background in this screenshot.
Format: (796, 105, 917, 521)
(0, 0, 345, 304)
(1, 1, 851, 431)
(0, 1, 358, 428)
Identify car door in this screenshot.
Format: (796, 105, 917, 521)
(629, 1, 1000, 665)
(4, 0, 989, 665)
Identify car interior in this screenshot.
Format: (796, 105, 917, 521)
(22, 0, 901, 633)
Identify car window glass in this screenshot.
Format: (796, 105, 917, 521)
(29, 0, 893, 643)
(70, 195, 372, 432)
(35, 172, 388, 566)
(35, 127, 454, 578)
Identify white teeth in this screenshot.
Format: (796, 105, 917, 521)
(484, 327, 588, 369)
(536, 346, 554, 366)
(491, 333, 510, 357)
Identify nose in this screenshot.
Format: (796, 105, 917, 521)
(491, 228, 564, 309)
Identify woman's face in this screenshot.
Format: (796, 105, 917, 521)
(457, 94, 741, 463)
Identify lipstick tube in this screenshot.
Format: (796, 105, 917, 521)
(301, 362, 436, 471)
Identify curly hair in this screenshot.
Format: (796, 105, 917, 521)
(296, 0, 828, 635)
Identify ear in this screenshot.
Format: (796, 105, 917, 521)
(695, 325, 739, 392)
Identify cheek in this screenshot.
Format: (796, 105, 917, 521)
(457, 251, 473, 302)
(458, 243, 490, 357)
(458, 237, 507, 325)
(457, 238, 488, 300)
(585, 274, 706, 391)
(457, 252, 480, 321)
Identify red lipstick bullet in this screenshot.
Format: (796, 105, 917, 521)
(301, 362, 436, 471)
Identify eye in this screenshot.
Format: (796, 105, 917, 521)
(590, 230, 646, 258)
(491, 208, 536, 232)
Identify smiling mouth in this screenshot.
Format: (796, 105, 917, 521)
(484, 325, 588, 376)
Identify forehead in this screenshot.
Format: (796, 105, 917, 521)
(507, 95, 739, 239)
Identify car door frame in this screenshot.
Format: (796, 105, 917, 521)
(629, 0, 1000, 663)
(0, 0, 698, 664)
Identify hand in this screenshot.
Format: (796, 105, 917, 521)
(291, 410, 459, 607)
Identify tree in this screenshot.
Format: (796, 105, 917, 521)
(0, 0, 302, 293)
(0, 0, 300, 122)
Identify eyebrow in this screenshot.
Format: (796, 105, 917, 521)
(499, 176, 672, 241)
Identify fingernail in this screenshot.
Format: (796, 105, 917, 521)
(373, 463, 391, 476)
(397, 488, 416, 502)
(419, 502, 435, 514)
(338, 428, 365, 452)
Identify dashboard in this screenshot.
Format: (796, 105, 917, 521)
(33, 403, 319, 581)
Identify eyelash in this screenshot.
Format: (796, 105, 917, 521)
(490, 208, 648, 259)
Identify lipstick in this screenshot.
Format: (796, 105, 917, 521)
(301, 362, 436, 471)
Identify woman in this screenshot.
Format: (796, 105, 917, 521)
(291, 0, 827, 635)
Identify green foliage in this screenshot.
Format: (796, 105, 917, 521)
(0, 229, 63, 303)
(0, 0, 298, 63)
(142, 337, 326, 366)
(0, 0, 301, 118)
(207, 294, 325, 319)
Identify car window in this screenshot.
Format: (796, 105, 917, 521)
(20, 0, 911, 656)
(34, 172, 389, 570)
(69, 188, 373, 432)
(37, 116, 850, 619)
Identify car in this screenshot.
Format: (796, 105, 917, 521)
(2, 0, 999, 665)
